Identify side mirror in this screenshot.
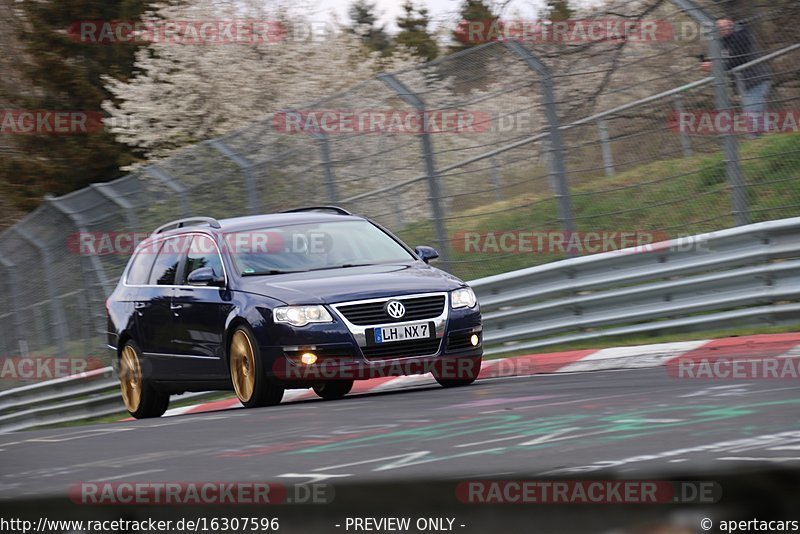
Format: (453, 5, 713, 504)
(187, 267, 224, 287)
(414, 246, 439, 264)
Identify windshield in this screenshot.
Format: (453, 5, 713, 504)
(226, 220, 416, 276)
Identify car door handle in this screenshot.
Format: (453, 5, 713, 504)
(170, 304, 183, 310)
(134, 302, 147, 309)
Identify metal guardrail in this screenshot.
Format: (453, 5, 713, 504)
(2, 217, 798, 433)
(0, 369, 221, 433)
(473, 217, 800, 355)
(0, 368, 117, 432)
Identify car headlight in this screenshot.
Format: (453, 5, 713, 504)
(273, 305, 333, 327)
(450, 287, 477, 309)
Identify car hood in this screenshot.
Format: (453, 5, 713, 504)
(235, 262, 465, 304)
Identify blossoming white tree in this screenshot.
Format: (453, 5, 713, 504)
(102, 0, 421, 159)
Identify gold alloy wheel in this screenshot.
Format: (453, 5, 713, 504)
(119, 345, 142, 412)
(230, 330, 256, 403)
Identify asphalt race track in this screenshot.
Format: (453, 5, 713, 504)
(2, 366, 799, 498)
(3, 363, 800, 533)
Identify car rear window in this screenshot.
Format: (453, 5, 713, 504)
(126, 250, 157, 285)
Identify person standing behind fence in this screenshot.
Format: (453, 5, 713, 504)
(700, 18, 772, 136)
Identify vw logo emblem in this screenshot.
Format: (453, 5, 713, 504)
(385, 300, 406, 319)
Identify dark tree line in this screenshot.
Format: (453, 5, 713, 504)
(0, 0, 155, 212)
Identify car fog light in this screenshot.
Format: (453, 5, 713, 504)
(470, 334, 480, 346)
(300, 352, 318, 365)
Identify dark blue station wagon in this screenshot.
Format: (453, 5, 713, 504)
(107, 207, 483, 418)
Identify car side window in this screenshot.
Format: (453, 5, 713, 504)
(149, 237, 187, 286)
(126, 249, 157, 285)
(184, 235, 224, 280)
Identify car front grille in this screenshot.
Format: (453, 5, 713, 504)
(336, 295, 446, 326)
(360, 338, 442, 360)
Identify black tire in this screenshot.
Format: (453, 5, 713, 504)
(229, 325, 284, 408)
(313, 380, 354, 400)
(433, 356, 482, 388)
(119, 340, 170, 419)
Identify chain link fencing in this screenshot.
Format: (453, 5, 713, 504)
(0, 0, 798, 384)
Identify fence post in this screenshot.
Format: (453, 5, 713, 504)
(207, 139, 259, 215)
(596, 119, 615, 177)
(673, 94, 694, 157)
(669, 0, 749, 226)
(32, 305, 47, 350)
(13, 225, 69, 356)
(145, 165, 190, 218)
(313, 133, 338, 203)
(46, 195, 113, 297)
(490, 157, 505, 201)
(0, 253, 25, 356)
(46, 195, 113, 355)
(90, 183, 140, 231)
(504, 40, 575, 238)
(377, 72, 450, 266)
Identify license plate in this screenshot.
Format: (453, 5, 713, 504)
(372, 322, 434, 344)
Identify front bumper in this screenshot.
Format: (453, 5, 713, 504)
(260, 302, 482, 382)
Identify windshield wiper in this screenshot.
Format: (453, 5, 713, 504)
(241, 269, 305, 276)
(243, 264, 375, 276)
(308, 263, 374, 271)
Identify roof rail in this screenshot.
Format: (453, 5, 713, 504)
(152, 217, 222, 235)
(282, 206, 352, 215)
